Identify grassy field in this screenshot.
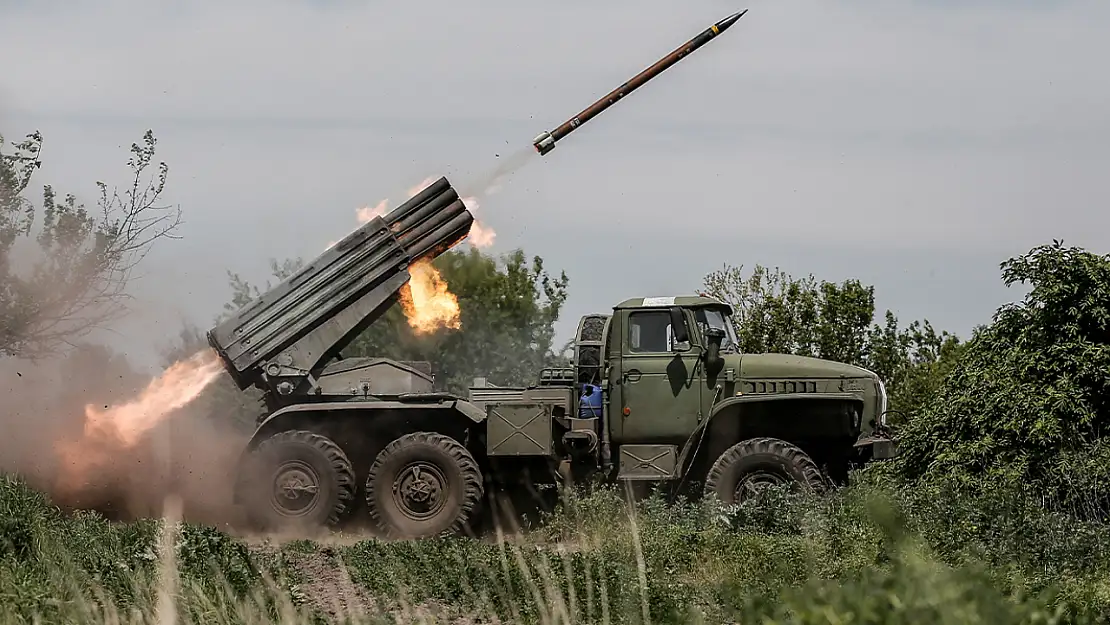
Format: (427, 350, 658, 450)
(2, 468, 1109, 625)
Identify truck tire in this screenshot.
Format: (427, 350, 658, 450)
(704, 437, 826, 505)
(365, 432, 484, 539)
(241, 430, 356, 532)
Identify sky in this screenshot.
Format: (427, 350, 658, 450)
(2, 0, 1108, 372)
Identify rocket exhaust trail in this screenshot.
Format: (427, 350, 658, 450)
(458, 145, 537, 199)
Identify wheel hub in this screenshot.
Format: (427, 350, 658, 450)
(393, 462, 448, 521)
(735, 470, 788, 501)
(271, 461, 320, 515)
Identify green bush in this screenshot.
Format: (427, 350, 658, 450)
(341, 479, 1110, 624)
(2, 472, 1110, 623)
(0, 475, 309, 624)
(894, 242, 1110, 513)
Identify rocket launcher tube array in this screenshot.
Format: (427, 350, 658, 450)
(207, 177, 473, 392)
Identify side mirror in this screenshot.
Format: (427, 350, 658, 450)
(668, 307, 689, 344)
(704, 327, 725, 372)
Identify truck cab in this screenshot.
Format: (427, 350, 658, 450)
(556, 295, 891, 497)
(610, 296, 740, 446)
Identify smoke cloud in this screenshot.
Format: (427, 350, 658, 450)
(459, 145, 537, 200)
(0, 143, 540, 533)
(0, 344, 254, 529)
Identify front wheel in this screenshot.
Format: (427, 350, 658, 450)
(365, 432, 484, 539)
(704, 437, 827, 505)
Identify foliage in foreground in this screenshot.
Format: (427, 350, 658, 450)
(2, 471, 1109, 624)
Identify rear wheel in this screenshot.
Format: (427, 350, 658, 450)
(241, 430, 356, 532)
(365, 432, 484, 539)
(704, 437, 826, 505)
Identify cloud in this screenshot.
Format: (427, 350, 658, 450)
(1, 0, 1107, 366)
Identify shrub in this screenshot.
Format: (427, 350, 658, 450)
(894, 242, 1110, 514)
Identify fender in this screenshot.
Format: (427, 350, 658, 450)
(247, 397, 486, 449)
(674, 392, 864, 485)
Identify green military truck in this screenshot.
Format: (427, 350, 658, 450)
(469, 295, 894, 505)
(210, 177, 895, 539)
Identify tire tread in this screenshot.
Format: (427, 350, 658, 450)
(704, 436, 826, 502)
(250, 429, 356, 528)
(365, 432, 484, 539)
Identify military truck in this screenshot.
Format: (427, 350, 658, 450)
(209, 177, 896, 539)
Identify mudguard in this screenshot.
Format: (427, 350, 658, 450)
(674, 392, 865, 484)
(246, 398, 486, 450)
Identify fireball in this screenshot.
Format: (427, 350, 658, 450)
(399, 259, 462, 335)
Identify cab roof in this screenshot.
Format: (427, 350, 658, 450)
(613, 295, 731, 311)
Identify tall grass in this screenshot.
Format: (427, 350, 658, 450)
(1, 471, 1108, 624)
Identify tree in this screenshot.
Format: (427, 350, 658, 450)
(222, 246, 570, 396)
(866, 312, 969, 423)
(352, 247, 570, 393)
(222, 258, 303, 317)
(703, 264, 875, 363)
(893, 241, 1110, 511)
(0, 130, 181, 359)
(702, 263, 965, 423)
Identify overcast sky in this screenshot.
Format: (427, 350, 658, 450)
(2, 0, 1108, 371)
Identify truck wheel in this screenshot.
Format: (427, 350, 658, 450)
(704, 437, 826, 505)
(241, 430, 356, 532)
(365, 432, 484, 539)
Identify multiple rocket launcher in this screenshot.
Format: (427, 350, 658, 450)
(207, 9, 749, 396)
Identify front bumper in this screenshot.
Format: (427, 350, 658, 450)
(854, 433, 898, 460)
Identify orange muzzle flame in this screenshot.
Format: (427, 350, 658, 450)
(399, 259, 461, 335)
(82, 350, 223, 446)
(53, 349, 223, 494)
(346, 178, 492, 333)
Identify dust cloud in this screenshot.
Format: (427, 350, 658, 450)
(0, 143, 541, 533)
(0, 345, 255, 529)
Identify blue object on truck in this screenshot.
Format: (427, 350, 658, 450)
(579, 384, 603, 418)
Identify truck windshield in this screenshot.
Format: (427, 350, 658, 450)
(696, 308, 738, 352)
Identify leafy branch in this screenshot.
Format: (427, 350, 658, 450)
(0, 130, 181, 359)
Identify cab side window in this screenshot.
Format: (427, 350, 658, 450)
(627, 311, 672, 353)
(694, 309, 710, 340)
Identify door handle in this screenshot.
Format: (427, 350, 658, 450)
(623, 369, 642, 383)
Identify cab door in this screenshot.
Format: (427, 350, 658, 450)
(612, 308, 703, 445)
